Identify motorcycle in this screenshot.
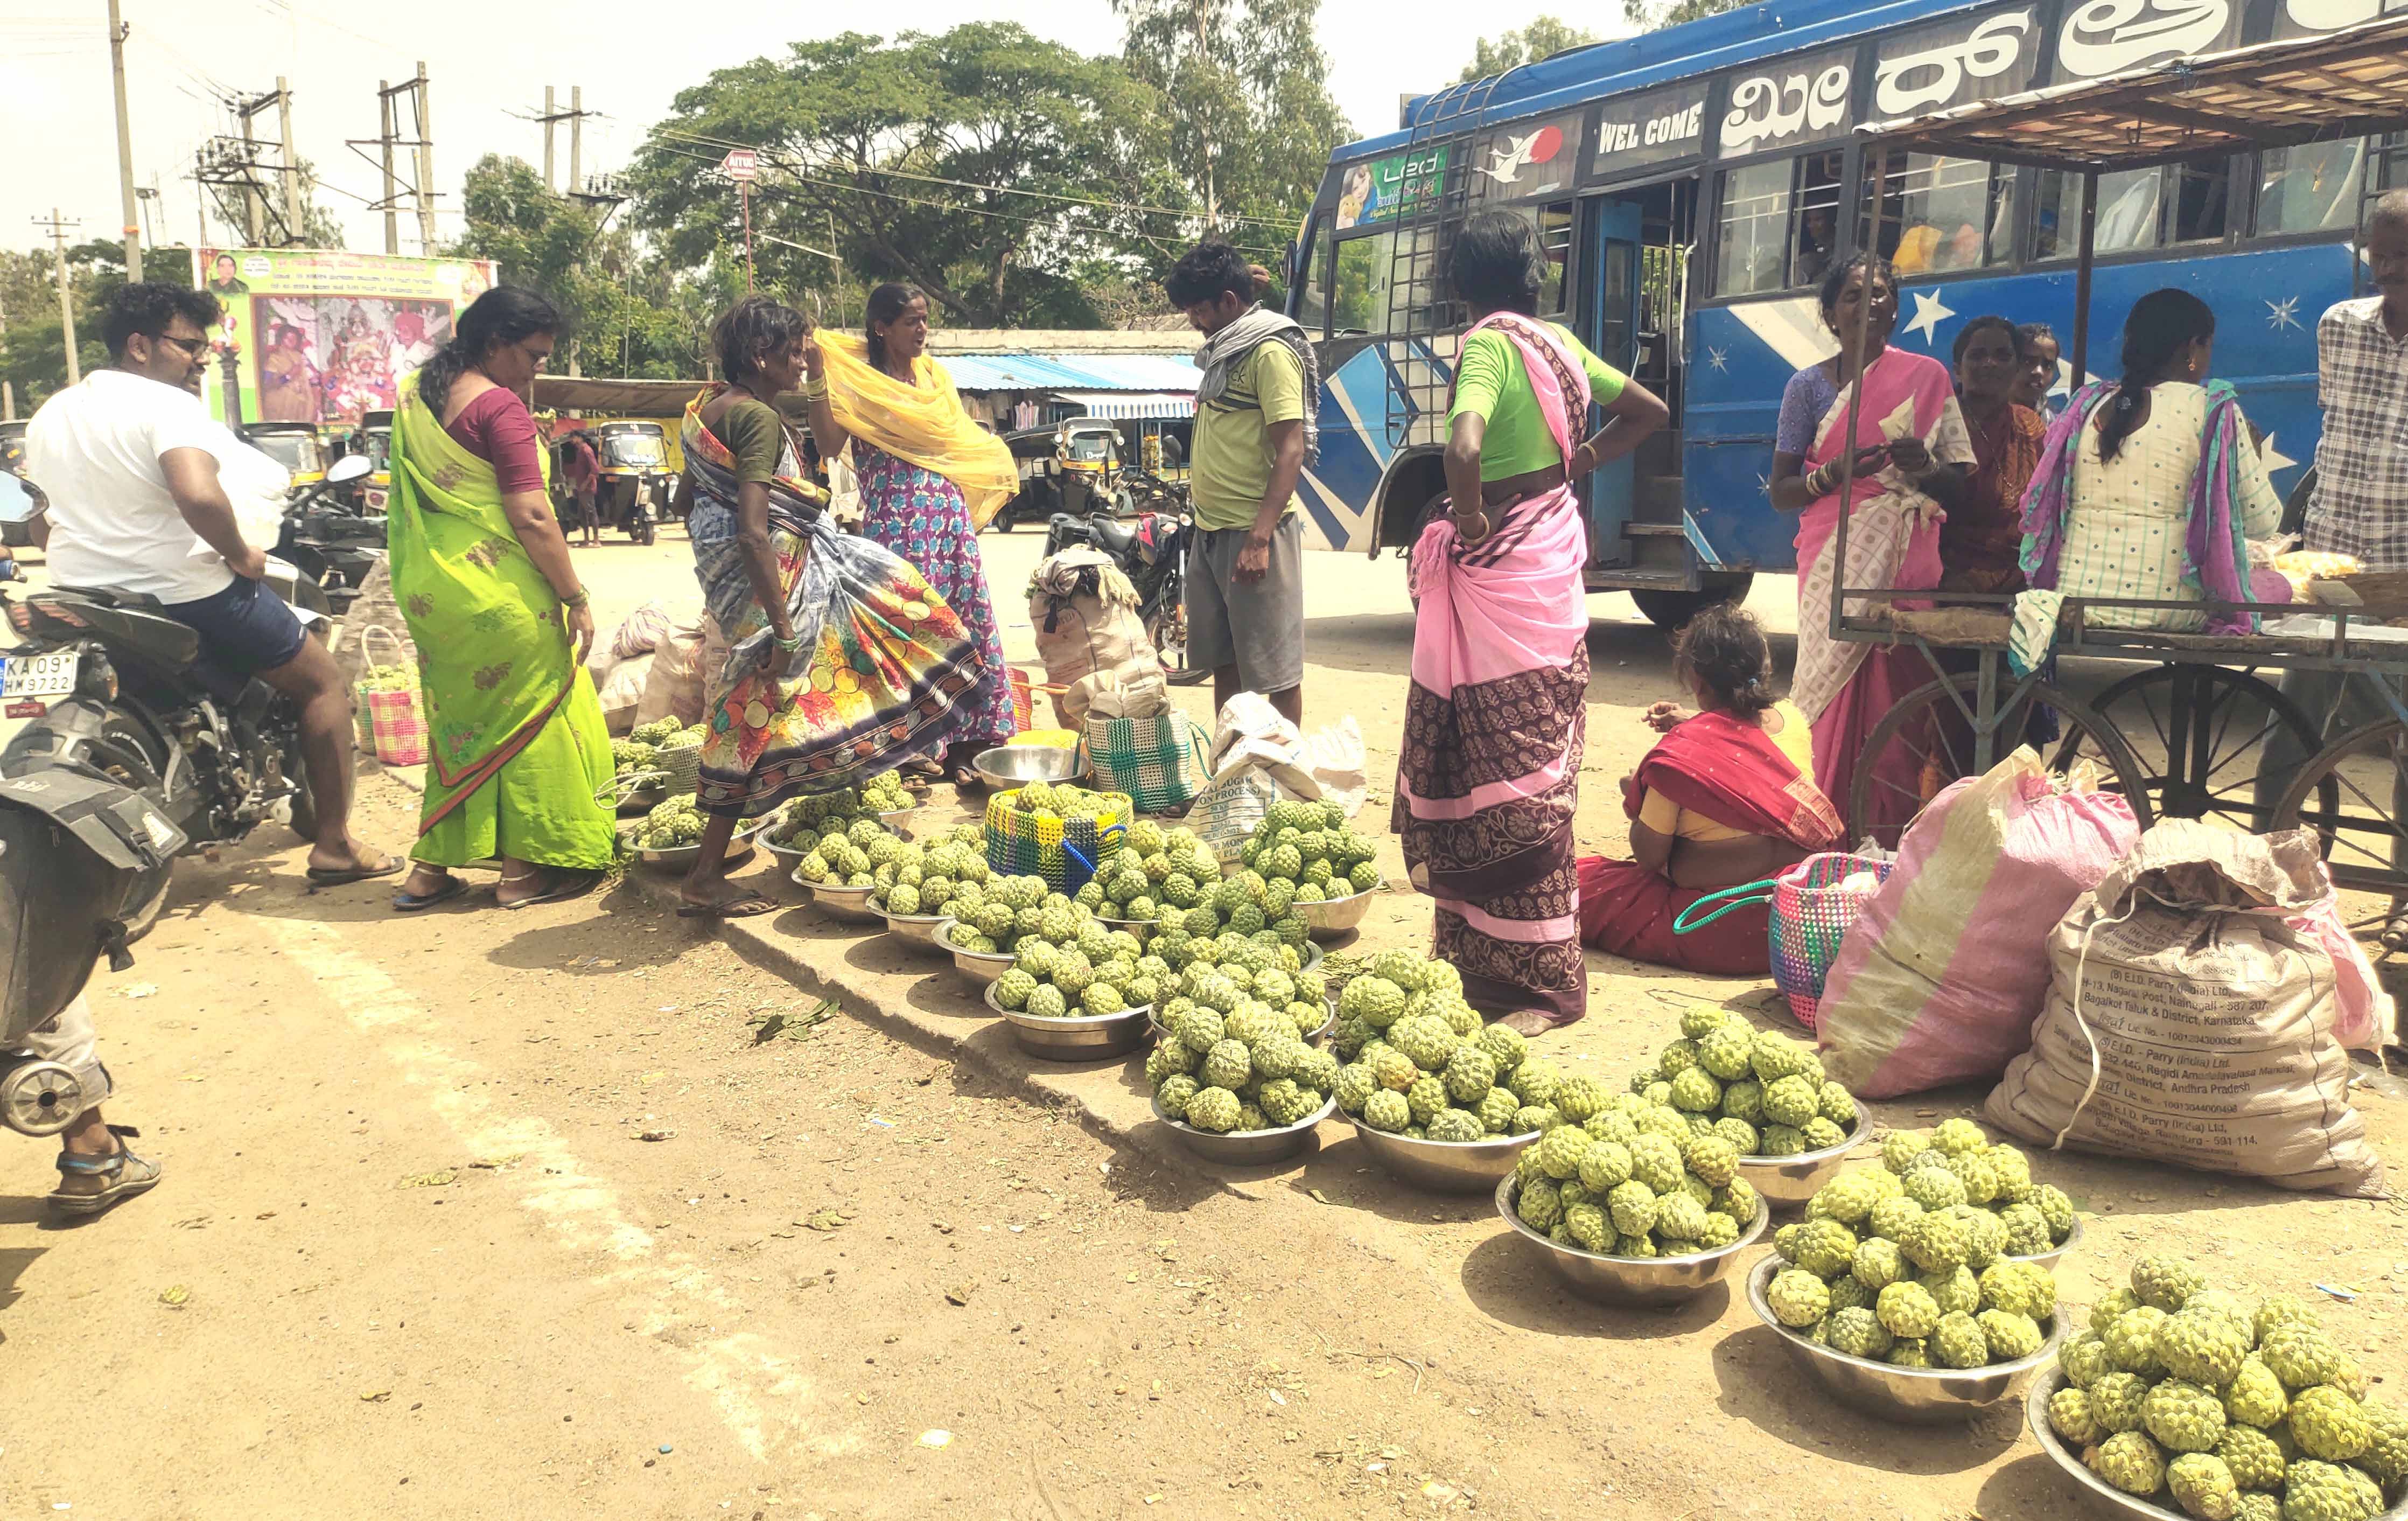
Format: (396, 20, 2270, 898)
(0, 457, 371, 961)
(1043, 494, 1192, 678)
(275, 456, 388, 616)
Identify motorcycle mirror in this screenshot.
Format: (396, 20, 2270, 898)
(326, 455, 374, 484)
(0, 473, 37, 525)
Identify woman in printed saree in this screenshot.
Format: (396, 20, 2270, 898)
(678, 296, 984, 918)
(1396, 212, 1668, 1034)
(1768, 253, 1974, 841)
(1939, 315, 2046, 596)
(388, 287, 615, 912)
(802, 283, 1020, 789)
(1578, 604, 1843, 975)
(2016, 289, 2285, 650)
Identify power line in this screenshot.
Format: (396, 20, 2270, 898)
(651, 127, 1300, 234)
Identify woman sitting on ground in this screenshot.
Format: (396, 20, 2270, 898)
(2017, 288, 2285, 655)
(1577, 604, 1844, 976)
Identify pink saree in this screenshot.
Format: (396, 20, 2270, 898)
(1789, 348, 1969, 840)
(1394, 312, 1592, 1026)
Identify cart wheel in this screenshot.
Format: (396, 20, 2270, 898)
(2078, 665, 2327, 834)
(2271, 718, 2408, 901)
(1848, 673, 2146, 852)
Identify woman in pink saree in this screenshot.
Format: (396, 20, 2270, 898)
(1396, 212, 1668, 1033)
(1768, 253, 1972, 839)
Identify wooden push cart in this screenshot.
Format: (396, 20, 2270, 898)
(1822, 14, 2408, 905)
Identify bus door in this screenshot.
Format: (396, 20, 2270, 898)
(1583, 196, 1644, 568)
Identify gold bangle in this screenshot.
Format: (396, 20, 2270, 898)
(800, 375, 830, 400)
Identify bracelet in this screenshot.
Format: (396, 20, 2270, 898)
(773, 631, 804, 652)
(800, 374, 830, 400)
(562, 588, 590, 610)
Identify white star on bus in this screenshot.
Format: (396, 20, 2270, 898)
(1901, 289, 1956, 345)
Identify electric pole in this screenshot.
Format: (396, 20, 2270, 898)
(568, 85, 584, 201)
(412, 62, 438, 253)
(542, 86, 556, 192)
(378, 81, 398, 255)
(106, 0, 142, 280)
(277, 78, 304, 246)
(36, 211, 83, 387)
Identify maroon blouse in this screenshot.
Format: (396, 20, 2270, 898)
(442, 386, 545, 496)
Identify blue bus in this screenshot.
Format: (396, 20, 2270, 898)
(1284, 0, 2398, 627)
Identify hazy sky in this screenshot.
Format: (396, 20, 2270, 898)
(0, 1, 1612, 265)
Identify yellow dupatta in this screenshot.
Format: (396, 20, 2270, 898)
(815, 334, 1018, 527)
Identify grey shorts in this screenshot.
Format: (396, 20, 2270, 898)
(1187, 515, 1304, 694)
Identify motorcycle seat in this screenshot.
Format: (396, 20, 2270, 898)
(52, 583, 165, 611)
(1091, 516, 1140, 555)
(27, 589, 201, 667)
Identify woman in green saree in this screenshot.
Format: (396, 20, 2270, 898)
(387, 287, 615, 910)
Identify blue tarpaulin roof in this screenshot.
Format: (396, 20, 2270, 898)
(936, 352, 1197, 394)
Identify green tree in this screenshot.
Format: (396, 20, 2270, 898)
(1622, 0, 1745, 30)
(449, 154, 668, 377)
(1458, 16, 1602, 82)
(0, 240, 197, 413)
(627, 25, 1168, 331)
(1114, 0, 1349, 247)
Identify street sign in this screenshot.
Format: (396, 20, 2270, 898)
(720, 149, 759, 183)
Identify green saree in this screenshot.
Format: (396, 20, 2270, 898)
(388, 375, 615, 871)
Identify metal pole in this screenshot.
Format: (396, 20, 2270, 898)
(2070, 169, 2098, 396)
(543, 85, 556, 193)
(106, 0, 142, 281)
(237, 96, 265, 246)
(277, 77, 304, 246)
(379, 82, 398, 256)
(1830, 145, 1885, 643)
(742, 182, 755, 292)
(46, 211, 81, 387)
(413, 64, 439, 253)
(568, 85, 582, 200)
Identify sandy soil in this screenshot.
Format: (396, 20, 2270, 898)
(1, 528, 2402, 1520)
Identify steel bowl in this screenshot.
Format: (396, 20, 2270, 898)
(614, 781, 666, 817)
(981, 981, 1151, 1062)
(1495, 1176, 1769, 1306)
(761, 838, 818, 873)
(1150, 1005, 1333, 1045)
(974, 744, 1087, 791)
(874, 806, 917, 841)
(1297, 885, 1380, 940)
(877, 906, 955, 947)
(1735, 1122, 1869, 1210)
(2004, 1213, 2083, 1273)
(806, 879, 883, 923)
(1349, 1120, 1538, 1193)
(936, 920, 1017, 985)
(1095, 913, 1157, 943)
(1746, 1255, 2063, 1424)
(1151, 1092, 1335, 1167)
(624, 820, 764, 870)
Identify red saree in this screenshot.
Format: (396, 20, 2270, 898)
(1578, 711, 1844, 976)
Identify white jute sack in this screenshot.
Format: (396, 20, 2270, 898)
(1984, 820, 2386, 1198)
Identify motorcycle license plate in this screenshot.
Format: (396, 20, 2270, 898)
(0, 650, 78, 699)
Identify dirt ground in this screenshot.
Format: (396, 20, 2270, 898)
(2, 528, 2403, 1520)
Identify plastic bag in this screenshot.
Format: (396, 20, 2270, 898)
(1298, 715, 1368, 819)
(1985, 821, 2386, 1198)
(1814, 749, 2139, 1098)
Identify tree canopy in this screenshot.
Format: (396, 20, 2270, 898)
(1458, 16, 1604, 82)
(1622, 0, 1745, 31)
(0, 241, 197, 414)
(626, 24, 1175, 331)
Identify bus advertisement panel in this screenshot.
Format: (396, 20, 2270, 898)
(192, 248, 500, 429)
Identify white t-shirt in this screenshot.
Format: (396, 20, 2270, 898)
(23, 369, 264, 603)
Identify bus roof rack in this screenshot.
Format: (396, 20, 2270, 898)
(1853, 11, 2408, 174)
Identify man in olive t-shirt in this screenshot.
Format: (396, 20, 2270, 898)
(1172, 242, 1311, 725)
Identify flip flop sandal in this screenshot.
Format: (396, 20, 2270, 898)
(676, 889, 781, 920)
(393, 875, 471, 912)
(500, 869, 604, 911)
(306, 858, 404, 887)
(48, 1126, 162, 1216)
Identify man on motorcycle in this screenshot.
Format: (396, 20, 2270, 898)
(23, 283, 394, 888)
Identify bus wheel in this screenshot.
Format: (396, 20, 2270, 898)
(1628, 575, 1753, 632)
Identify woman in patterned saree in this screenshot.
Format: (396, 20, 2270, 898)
(388, 287, 615, 911)
(678, 296, 985, 918)
(1768, 253, 1973, 840)
(1396, 212, 1668, 1033)
(803, 283, 1020, 789)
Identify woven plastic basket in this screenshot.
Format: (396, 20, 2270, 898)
(1674, 851, 1892, 1030)
(983, 787, 1131, 894)
(656, 736, 703, 796)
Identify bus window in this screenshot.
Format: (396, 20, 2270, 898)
(2036, 158, 2230, 257)
(1866, 156, 2011, 275)
(1791, 151, 1844, 288)
(1331, 232, 1397, 335)
(1296, 221, 1333, 334)
(1714, 159, 1794, 297)
(2258, 141, 2363, 235)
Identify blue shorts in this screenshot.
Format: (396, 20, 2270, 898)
(164, 575, 307, 678)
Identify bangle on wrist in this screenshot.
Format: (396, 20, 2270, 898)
(562, 588, 590, 609)
(800, 374, 830, 400)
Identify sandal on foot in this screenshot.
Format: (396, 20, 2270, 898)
(306, 855, 404, 887)
(499, 869, 604, 911)
(48, 1126, 162, 1216)
(394, 875, 470, 912)
(676, 889, 780, 920)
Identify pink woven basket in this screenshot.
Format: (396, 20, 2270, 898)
(1675, 850, 1891, 1030)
